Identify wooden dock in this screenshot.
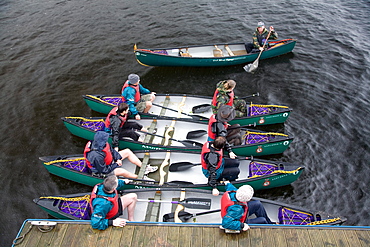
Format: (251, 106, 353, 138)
(12, 220, 370, 247)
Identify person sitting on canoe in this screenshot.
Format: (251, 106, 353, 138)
(121, 73, 156, 120)
(104, 102, 149, 147)
(245, 21, 278, 53)
(220, 181, 274, 232)
(84, 131, 157, 180)
(90, 174, 137, 230)
(208, 104, 241, 154)
(201, 136, 240, 196)
(211, 79, 247, 117)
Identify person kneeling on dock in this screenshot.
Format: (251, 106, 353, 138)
(104, 102, 148, 146)
(84, 131, 157, 180)
(220, 181, 273, 232)
(201, 136, 240, 196)
(90, 175, 137, 230)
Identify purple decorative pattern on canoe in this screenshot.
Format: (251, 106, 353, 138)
(60, 199, 91, 220)
(153, 50, 168, 55)
(278, 207, 315, 225)
(81, 120, 105, 131)
(248, 161, 278, 177)
(244, 133, 275, 144)
(248, 106, 270, 116)
(104, 97, 121, 106)
(63, 159, 89, 173)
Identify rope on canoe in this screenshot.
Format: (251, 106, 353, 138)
(250, 103, 289, 109)
(245, 131, 289, 137)
(65, 116, 104, 122)
(86, 94, 117, 107)
(39, 194, 90, 201)
(44, 158, 85, 165)
(248, 167, 302, 179)
(307, 218, 341, 225)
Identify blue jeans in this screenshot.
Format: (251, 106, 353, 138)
(246, 200, 273, 224)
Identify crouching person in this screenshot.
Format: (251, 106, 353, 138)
(221, 181, 273, 232)
(90, 175, 137, 230)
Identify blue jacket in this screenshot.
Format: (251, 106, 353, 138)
(121, 84, 151, 116)
(90, 179, 126, 230)
(221, 183, 245, 230)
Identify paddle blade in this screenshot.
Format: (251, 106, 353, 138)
(186, 130, 207, 139)
(180, 140, 203, 148)
(163, 211, 193, 222)
(169, 162, 200, 172)
(192, 104, 211, 114)
(244, 60, 259, 73)
(181, 198, 211, 209)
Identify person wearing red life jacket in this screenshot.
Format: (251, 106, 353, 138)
(207, 105, 241, 155)
(84, 131, 157, 180)
(211, 80, 247, 118)
(201, 136, 240, 196)
(220, 181, 274, 231)
(104, 103, 149, 149)
(121, 73, 156, 120)
(90, 175, 137, 230)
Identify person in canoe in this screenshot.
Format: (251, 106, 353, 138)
(84, 131, 157, 180)
(201, 136, 240, 196)
(220, 181, 274, 232)
(104, 102, 149, 147)
(90, 174, 137, 230)
(245, 21, 278, 53)
(208, 104, 241, 153)
(121, 73, 156, 120)
(211, 79, 247, 118)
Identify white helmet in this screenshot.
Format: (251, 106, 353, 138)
(236, 185, 254, 202)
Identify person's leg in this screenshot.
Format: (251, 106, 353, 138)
(246, 200, 273, 224)
(120, 193, 137, 221)
(119, 149, 142, 167)
(113, 167, 138, 179)
(143, 101, 152, 113)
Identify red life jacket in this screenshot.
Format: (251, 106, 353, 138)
(221, 191, 248, 223)
(207, 114, 228, 141)
(83, 141, 114, 169)
(211, 88, 234, 108)
(104, 106, 127, 129)
(90, 184, 119, 219)
(121, 80, 141, 103)
(201, 142, 223, 170)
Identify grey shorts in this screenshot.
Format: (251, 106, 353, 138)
(136, 94, 152, 112)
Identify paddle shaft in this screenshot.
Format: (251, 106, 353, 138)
(136, 130, 201, 146)
(152, 103, 205, 120)
(256, 31, 272, 61)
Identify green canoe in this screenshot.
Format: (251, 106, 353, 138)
(134, 39, 296, 67)
(40, 151, 304, 191)
(62, 116, 293, 157)
(83, 94, 292, 126)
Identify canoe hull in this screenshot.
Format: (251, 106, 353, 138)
(83, 94, 292, 126)
(62, 117, 293, 157)
(135, 41, 296, 67)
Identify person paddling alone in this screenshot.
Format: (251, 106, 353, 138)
(245, 21, 278, 53)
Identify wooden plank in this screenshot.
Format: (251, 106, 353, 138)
(152, 226, 170, 247)
(14, 222, 41, 247)
(108, 226, 124, 247)
(202, 227, 215, 247)
(46, 222, 69, 247)
(319, 228, 338, 246)
(145, 225, 161, 246)
(224, 229, 239, 247)
(190, 225, 202, 247)
(286, 228, 312, 247)
(75, 224, 98, 247)
(94, 227, 113, 247)
(249, 228, 263, 247)
(214, 227, 229, 247)
(59, 224, 79, 247)
(342, 230, 362, 247)
(177, 226, 191, 247)
(118, 225, 135, 247)
(35, 224, 57, 247)
(306, 229, 324, 246)
(356, 229, 370, 247)
(166, 225, 180, 247)
(237, 231, 251, 247)
(332, 229, 350, 247)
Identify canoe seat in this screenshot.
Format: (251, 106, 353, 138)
(213, 45, 223, 57)
(232, 50, 248, 56)
(278, 207, 315, 225)
(179, 48, 192, 57)
(224, 45, 235, 56)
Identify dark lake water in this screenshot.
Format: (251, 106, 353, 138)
(1, 0, 369, 245)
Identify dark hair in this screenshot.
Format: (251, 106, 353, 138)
(117, 103, 129, 114)
(103, 175, 118, 192)
(213, 136, 226, 149)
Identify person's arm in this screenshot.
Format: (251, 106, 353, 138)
(109, 115, 121, 149)
(90, 198, 113, 230)
(221, 205, 246, 231)
(225, 181, 238, 192)
(269, 26, 278, 39)
(88, 152, 107, 173)
(138, 84, 151, 95)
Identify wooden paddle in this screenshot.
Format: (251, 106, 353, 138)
(136, 130, 203, 148)
(163, 209, 221, 222)
(137, 197, 211, 209)
(244, 31, 272, 73)
(152, 103, 207, 121)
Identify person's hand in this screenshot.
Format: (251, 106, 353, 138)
(223, 180, 230, 185)
(135, 114, 141, 120)
(116, 160, 122, 166)
(212, 188, 220, 196)
(112, 218, 128, 227)
(122, 179, 132, 184)
(269, 26, 274, 32)
(151, 92, 156, 96)
(259, 47, 264, 51)
(242, 223, 250, 231)
(141, 127, 148, 132)
(229, 152, 237, 159)
(114, 147, 119, 152)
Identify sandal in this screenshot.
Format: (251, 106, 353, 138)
(144, 164, 158, 175)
